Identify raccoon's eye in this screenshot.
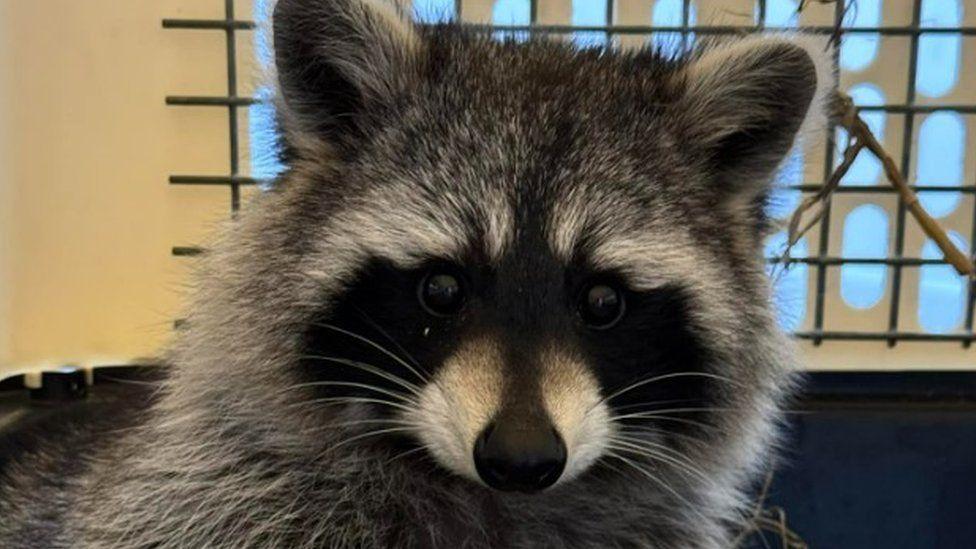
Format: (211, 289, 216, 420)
(579, 284, 626, 329)
(418, 270, 465, 316)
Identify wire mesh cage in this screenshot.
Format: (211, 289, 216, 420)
(163, 0, 976, 361)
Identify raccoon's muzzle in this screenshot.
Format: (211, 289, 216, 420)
(473, 414, 567, 493)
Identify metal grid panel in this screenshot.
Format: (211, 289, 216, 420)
(162, 0, 976, 347)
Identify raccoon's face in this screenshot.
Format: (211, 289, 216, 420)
(269, 0, 831, 494)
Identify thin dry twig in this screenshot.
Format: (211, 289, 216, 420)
(732, 470, 809, 549)
(785, 92, 976, 278)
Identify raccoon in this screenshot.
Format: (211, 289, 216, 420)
(0, 0, 834, 547)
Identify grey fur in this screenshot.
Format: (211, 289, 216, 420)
(0, 1, 834, 547)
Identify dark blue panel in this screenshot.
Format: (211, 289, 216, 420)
(768, 405, 976, 548)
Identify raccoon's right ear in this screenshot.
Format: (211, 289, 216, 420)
(272, 0, 422, 149)
(671, 35, 835, 215)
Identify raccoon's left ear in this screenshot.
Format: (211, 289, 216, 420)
(673, 35, 835, 210)
(272, 0, 423, 150)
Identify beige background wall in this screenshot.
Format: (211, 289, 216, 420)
(0, 0, 973, 379)
(0, 0, 247, 376)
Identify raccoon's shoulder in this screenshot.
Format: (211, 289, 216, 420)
(0, 373, 160, 547)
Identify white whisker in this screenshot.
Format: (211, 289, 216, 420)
(352, 306, 427, 373)
(310, 322, 431, 384)
(383, 445, 430, 466)
(286, 381, 418, 406)
(594, 371, 742, 412)
(293, 396, 416, 414)
(296, 355, 423, 397)
(329, 418, 418, 429)
(617, 425, 707, 446)
(606, 438, 710, 483)
(610, 398, 704, 412)
(316, 427, 416, 460)
(612, 406, 734, 422)
(603, 451, 712, 524)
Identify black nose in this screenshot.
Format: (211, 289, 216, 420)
(473, 421, 567, 492)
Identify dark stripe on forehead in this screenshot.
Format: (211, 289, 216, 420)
(484, 196, 586, 423)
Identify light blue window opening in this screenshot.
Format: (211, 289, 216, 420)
(414, 0, 457, 24)
(765, 232, 808, 331)
(250, 0, 285, 183)
(840, 204, 889, 309)
(767, 148, 804, 220)
(572, 0, 609, 49)
(492, 0, 532, 42)
(254, 0, 274, 68)
(919, 232, 969, 333)
(250, 87, 286, 182)
(761, 0, 799, 28)
(652, 0, 697, 58)
(837, 83, 885, 186)
(839, 0, 880, 72)
(916, 0, 962, 98)
(916, 112, 965, 218)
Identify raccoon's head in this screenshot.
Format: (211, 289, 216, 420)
(259, 0, 832, 495)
